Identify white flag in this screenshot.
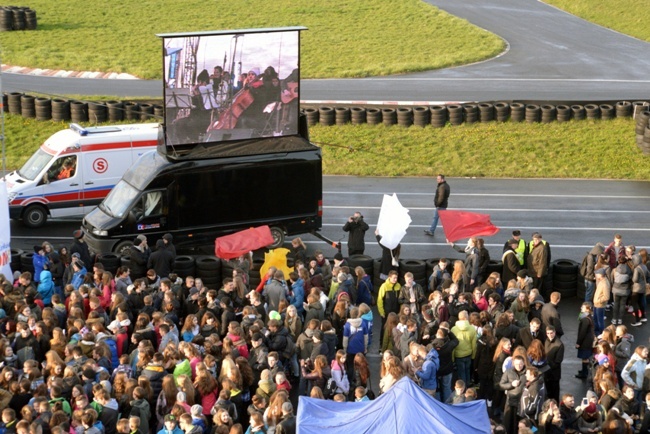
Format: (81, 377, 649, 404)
(0, 181, 13, 279)
(376, 193, 411, 250)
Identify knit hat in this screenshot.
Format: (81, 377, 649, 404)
(191, 404, 203, 417)
(584, 402, 598, 415)
(82, 368, 95, 380)
(586, 390, 598, 401)
(269, 311, 282, 321)
(72, 252, 81, 259)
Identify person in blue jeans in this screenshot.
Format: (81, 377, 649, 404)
(450, 310, 477, 387)
(431, 326, 458, 403)
(424, 174, 450, 236)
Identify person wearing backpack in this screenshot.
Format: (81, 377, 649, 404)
(630, 254, 649, 326)
(581, 243, 604, 303)
(330, 350, 350, 399)
(343, 307, 369, 380)
(377, 271, 401, 353)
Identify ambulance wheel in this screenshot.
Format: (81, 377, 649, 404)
(23, 205, 47, 228)
(114, 241, 134, 256)
(269, 226, 285, 249)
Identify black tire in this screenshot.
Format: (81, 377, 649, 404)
(616, 101, 632, 118)
(348, 254, 374, 271)
(319, 107, 335, 126)
(486, 260, 503, 276)
(304, 108, 319, 126)
(52, 98, 71, 122)
(125, 102, 141, 121)
(382, 108, 397, 126)
(554, 273, 578, 283)
(20, 253, 35, 274)
(554, 287, 577, 298)
(113, 241, 134, 256)
(22, 204, 48, 228)
(335, 107, 351, 125)
(553, 280, 577, 290)
(97, 253, 121, 268)
(140, 103, 154, 121)
(552, 259, 579, 274)
(195, 255, 221, 271)
(120, 256, 131, 267)
(366, 108, 382, 125)
(373, 259, 383, 289)
(350, 107, 367, 125)
(269, 227, 285, 248)
(174, 255, 195, 270)
(70, 101, 89, 123)
(396, 107, 413, 127)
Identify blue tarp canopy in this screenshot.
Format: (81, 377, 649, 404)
(297, 377, 491, 434)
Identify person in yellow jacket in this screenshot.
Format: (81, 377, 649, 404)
(450, 310, 477, 386)
(377, 271, 401, 353)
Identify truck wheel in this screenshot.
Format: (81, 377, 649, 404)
(23, 205, 47, 228)
(269, 227, 285, 249)
(114, 241, 134, 256)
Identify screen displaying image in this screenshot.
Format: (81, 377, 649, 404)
(162, 29, 300, 146)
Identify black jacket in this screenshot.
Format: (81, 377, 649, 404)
(276, 414, 296, 434)
(500, 367, 526, 407)
(147, 242, 174, 279)
(541, 303, 564, 337)
(474, 336, 496, 380)
(432, 332, 459, 376)
(544, 336, 564, 381)
(129, 246, 148, 279)
(343, 218, 369, 252)
(434, 181, 450, 208)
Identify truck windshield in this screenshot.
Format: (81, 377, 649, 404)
(99, 180, 139, 218)
(17, 148, 54, 181)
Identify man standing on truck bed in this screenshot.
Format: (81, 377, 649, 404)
(343, 212, 369, 256)
(425, 174, 450, 237)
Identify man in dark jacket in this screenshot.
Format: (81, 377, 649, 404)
(425, 174, 450, 237)
(275, 402, 296, 434)
(527, 233, 549, 297)
(544, 325, 564, 403)
(502, 239, 522, 285)
(129, 238, 148, 280)
(541, 292, 564, 337)
(267, 319, 291, 363)
(500, 355, 527, 434)
(342, 212, 369, 256)
(432, 326, 458, 404)
(70, 229, 92, 271)
(147, 239, 174, 279)
(582, 242, 604, 303)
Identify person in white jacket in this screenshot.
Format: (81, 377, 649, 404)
(621, 345, 648, 392)
(331, 350, 350, 397)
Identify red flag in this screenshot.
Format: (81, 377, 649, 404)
(438, 210, 500, 243)
(215, 225, 274, 259)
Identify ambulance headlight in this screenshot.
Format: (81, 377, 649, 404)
(92, 228, 108, 236)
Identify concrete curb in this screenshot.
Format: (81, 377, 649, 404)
(1, 64, 139, 80)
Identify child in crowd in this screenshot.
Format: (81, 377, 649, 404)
(355, 386, 369, 402)
(445, 380, 466, 404)
(275, 372, 292, 392)
(128, 417, 141, 434)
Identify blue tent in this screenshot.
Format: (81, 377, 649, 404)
(297, 377, 491, 434)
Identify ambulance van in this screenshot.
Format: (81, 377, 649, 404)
(4, 123, 158, 227)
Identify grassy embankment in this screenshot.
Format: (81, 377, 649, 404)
(0, 0, 503, 79)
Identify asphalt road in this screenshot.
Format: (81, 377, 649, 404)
(4, 0, 650, 101)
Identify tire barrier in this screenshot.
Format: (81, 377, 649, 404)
(52, 98, 71, 122)
(382, 108, 397, 126)
(413, 106, 430, 128)
(429, 105, 447, 128)
(304, 107, 319, 126)
(398, 259, 427, 287)
(616, 101, 632, 118)
(107, 100, 124, 122)
(96, 253, 121, 275)
(88, 101, 107, 124)
(366, 108, 382, 125)
(173, 255, 195, 279)
(552, 259, 579, 298)
(635, 109, 650, 155)
(396, 107, 413, 127)
(195, 255, 222, 289)
(572, 105, 586, 121)
(464, 103, 478, 124)
(140, 103, 155, 121)
(20, 252, 35, 275)
(35, 97, 52, 121)
(510, 103, 525, 122)
(350, 107, 367, 125)
(124, 102, 141, 121)
(540, 105, 556, 124)
(0, 7, 37, 31)
(495, 102, 510, 122)
(7, 92, 22, 114)
(478, 103, 494, 123)
(319, 106, 334, 126)
(486, 260, 503, 277)
(556, 105, 571, 123)
(348, 255, 374, 283)
(525, 104, 541, 123)
(585, 104, 600, 120)
(447, 104, 463, 126)
(335, 107, 350, 126)
(20, 94, 35, 118)
(600, 104, 615, 120)
(70, 101, 89, 123)
(11, 248, 23, 274)
(153, 105, 164, 119)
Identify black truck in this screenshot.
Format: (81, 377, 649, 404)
(82, 121, 326, 254)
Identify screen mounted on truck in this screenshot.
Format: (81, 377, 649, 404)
(161, 28, 302, 148)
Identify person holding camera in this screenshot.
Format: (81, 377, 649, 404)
(343, 212, 369, 256)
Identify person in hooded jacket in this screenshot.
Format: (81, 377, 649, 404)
(432, 326, 459, 403)
(32, 245, 49, 284)
(450, 310, 477, 387)
(48, 252, 64, 297)
(377, 271, 401, 349)
(37, 270, 54, 306)
(70, 230, 93, 272)
(611, 256, 632, 326)
(96, 389, 119, 434)
(148, 240, 175, 280)
(415, 346, 440, 397)
(342, 307, 368, 379)
(630, 254, 649, 326)
(474, 324, 497, 402)
(502, 239, 521, 285)
(499, 355, 527, 434)
(614, 324, 633, 390)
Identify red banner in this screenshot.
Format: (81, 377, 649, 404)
(215, 225, 275, 259)
(438, 210, 499, 243)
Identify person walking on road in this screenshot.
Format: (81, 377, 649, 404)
(342, 212, 369, 256)
(424, 174, 450, 237)
(527, 233, 549, 297)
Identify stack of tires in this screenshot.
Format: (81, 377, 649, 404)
(464, 104, 478, 124)
(366, 108, 381, 125)
(11, 249, 23, 274)
(173, 256, 195, 279)
(194, 256, 221, 289)
(429, 105, 447, 128)
(486, 260, 503, 277)
(304, 108, 318, 126)
(20, 251, 35, 276)
(396, 108, 413, 127)
(350, 107, 366, 125)
(552, 259, 579, 298)
(319, 107, 334, 126)
(96, 253, 121, 276)
(335, 107, 350, 126)
(382, 108, 396, 126)
(525, 105, 541, 123)
(413, 106, 429, 127)
(249, 257, 265, 289)
(399, 259, 427, 287)
(510, 103, 525, 122)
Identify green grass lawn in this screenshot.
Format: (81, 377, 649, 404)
(0, 0, 503, 79)
(3, 114, 645, 180)
(543, 0, 650, 42)
(312, 117, 648, 179)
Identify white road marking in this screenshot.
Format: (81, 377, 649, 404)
(322, 223, 650, 231)
(324, 191, 650, 199)
(324, 206, 650, 213)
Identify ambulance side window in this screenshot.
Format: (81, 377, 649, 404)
(44, 155, 77, 183)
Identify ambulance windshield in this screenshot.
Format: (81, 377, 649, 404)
(100, 180, 139, 218)
(18, 148, 54, 181)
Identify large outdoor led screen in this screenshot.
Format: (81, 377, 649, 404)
(161, 28, 301, 146)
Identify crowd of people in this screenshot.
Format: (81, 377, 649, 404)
(0, 228, 648, 434)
